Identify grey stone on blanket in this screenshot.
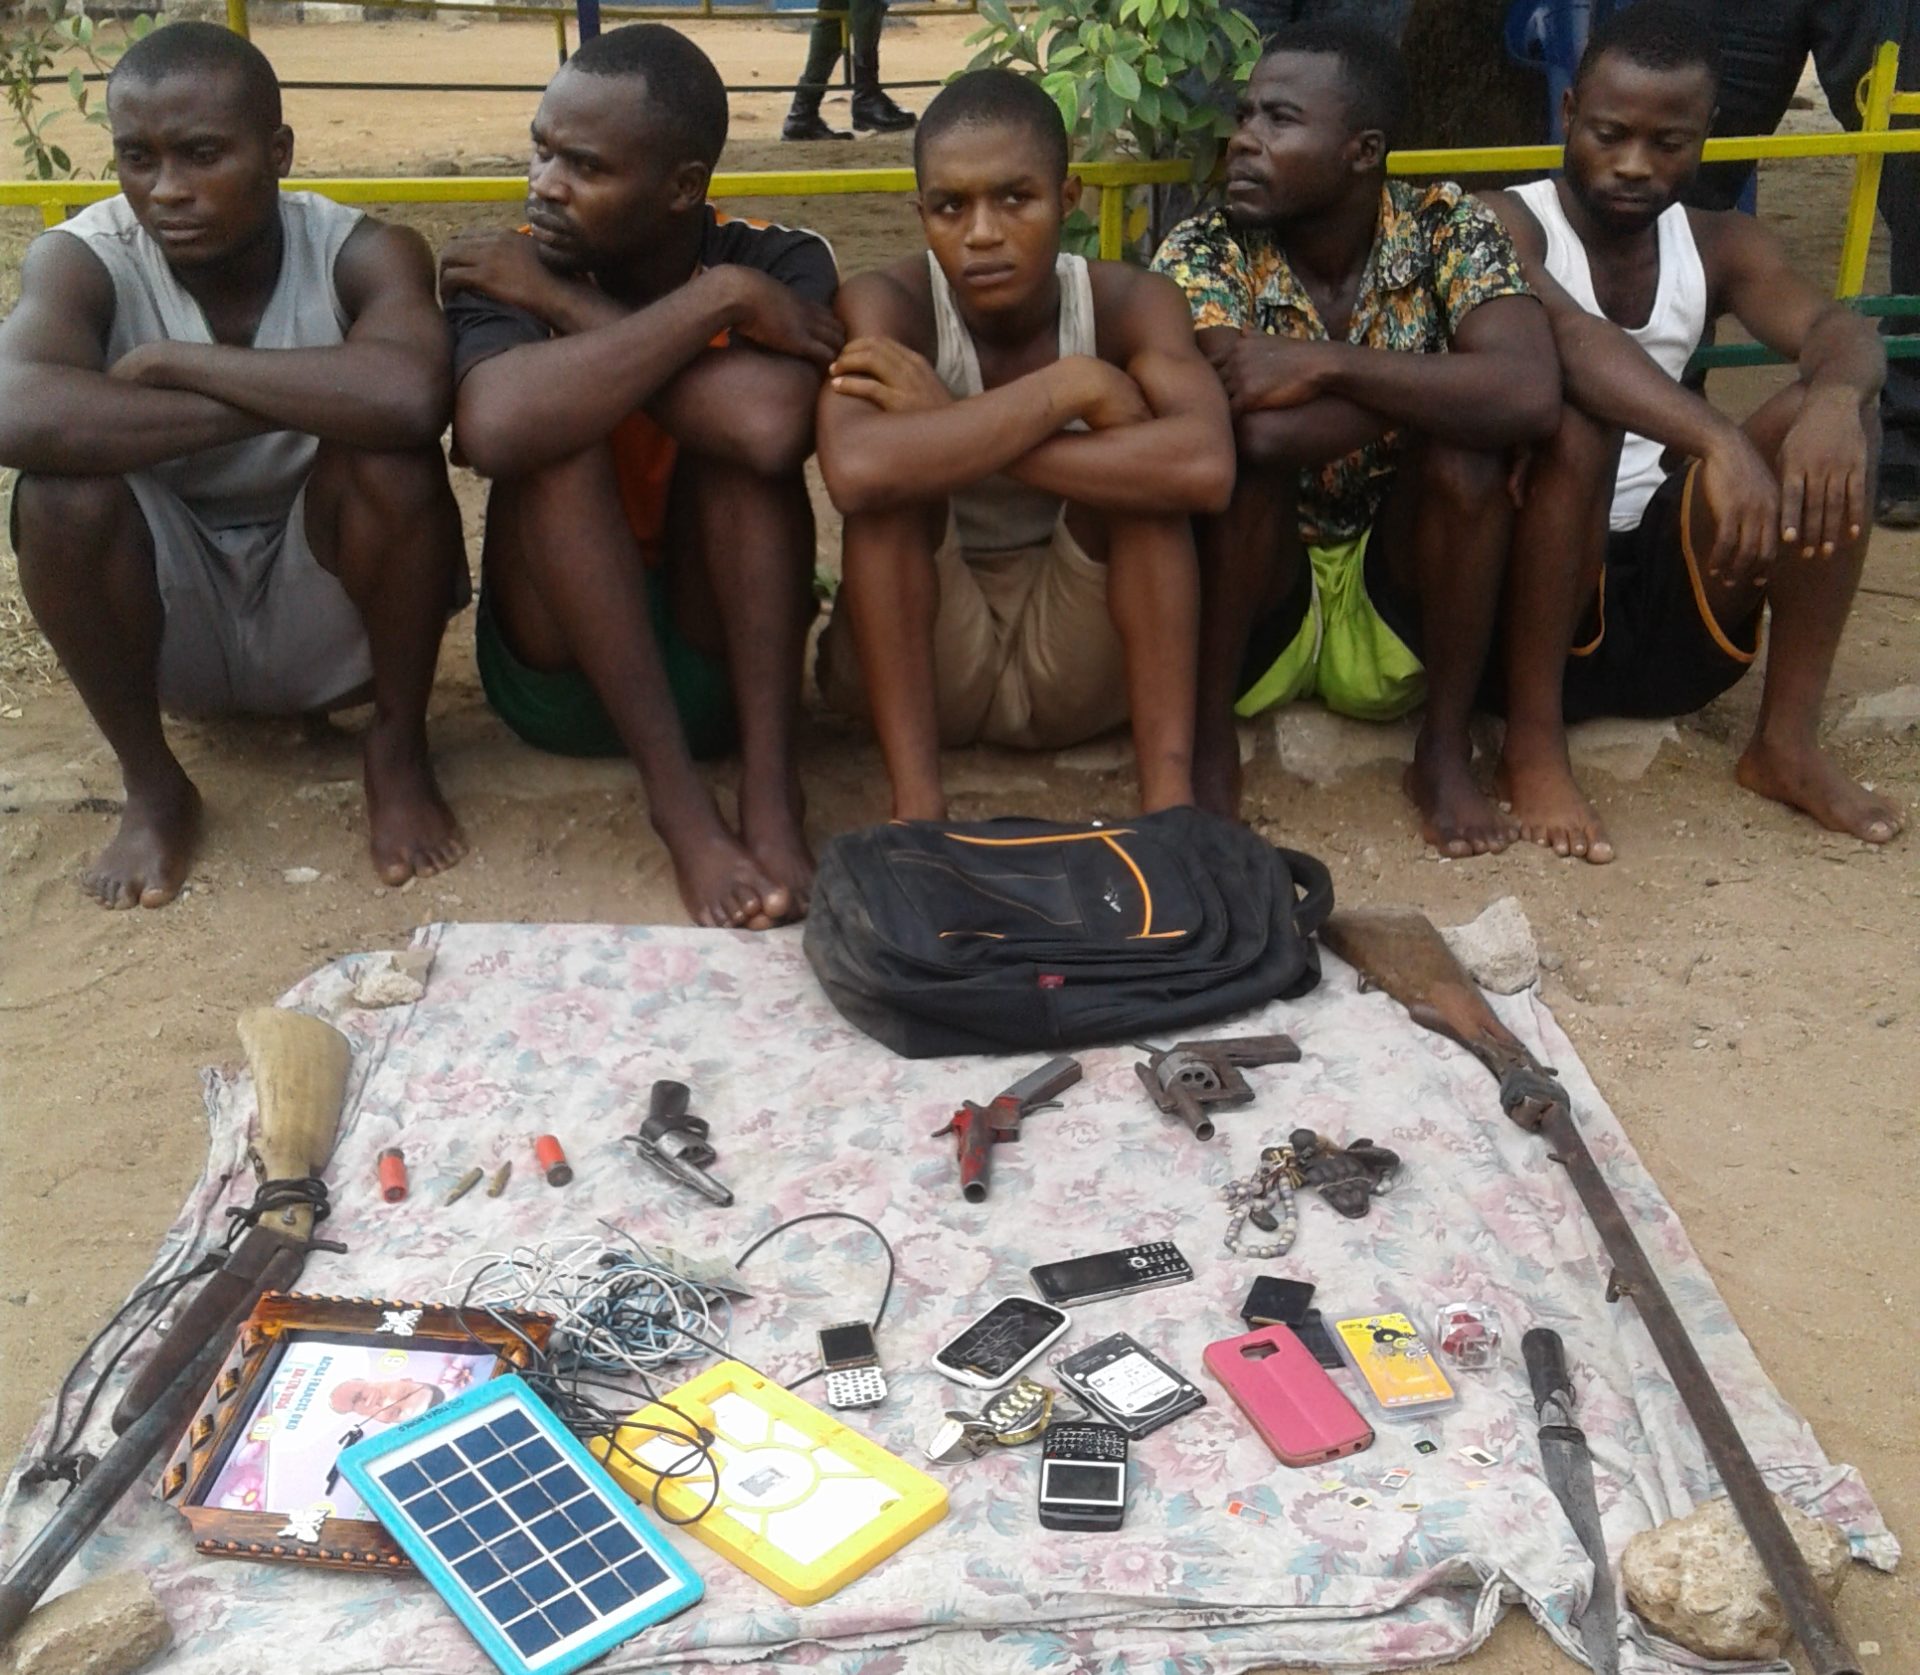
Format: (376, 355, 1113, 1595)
(2, 1574, 172, 1675)
(1441, 896, 1539, 995)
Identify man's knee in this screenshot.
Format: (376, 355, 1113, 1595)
(11, 472, 142, 558)
(11, 475, 151, 608)
(1420, 442, 1508, 512)
(311, 440, 453, 520)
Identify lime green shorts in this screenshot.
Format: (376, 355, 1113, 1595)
(1233, 529, 1425, 724)
(475, 569, 738, 762)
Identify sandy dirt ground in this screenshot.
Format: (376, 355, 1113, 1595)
(1, 17, 1917, 1671)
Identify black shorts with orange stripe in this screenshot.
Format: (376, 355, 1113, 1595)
(1560, 461, 1764, 723)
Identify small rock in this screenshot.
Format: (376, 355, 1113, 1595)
(1564, 716, 1680, 780)
(351, 949, 434, 1009)
(1269, 707, 1418, 786)
(1838, 684, 1920, 737)
(282, 866, 321, 885)
(421, 156, 462, 177)
(4, 1571, 172, 1675)
(1621, 1495, 1851, 1662)
(1052, 735, 1134, 773)
(1440, 896, 1539, 994)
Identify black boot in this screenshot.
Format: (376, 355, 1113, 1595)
(850, 48, 916, 132)
(783, 84, 852, 142)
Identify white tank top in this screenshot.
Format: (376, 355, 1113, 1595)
(928, 250, 1096, 554)
(1511, 178, 1708, 530)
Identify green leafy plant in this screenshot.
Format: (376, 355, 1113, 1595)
(2, 1, 156, 180)
(965, 0, 1264, 253)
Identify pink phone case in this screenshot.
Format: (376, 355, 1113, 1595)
(1203, 1324, 1375, 1466)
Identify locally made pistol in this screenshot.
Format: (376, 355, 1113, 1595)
(932, 1056, 1082, 1203)
(1135, 1033, 1300, 1140)
(625, 1079, 734, 1207)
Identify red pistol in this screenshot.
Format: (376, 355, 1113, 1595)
(932, 1056, 1083, 1203)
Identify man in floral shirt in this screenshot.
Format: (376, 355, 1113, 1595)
(1153, 20, 1559, 857)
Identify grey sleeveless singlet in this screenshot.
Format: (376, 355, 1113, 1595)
(927, 250, 1097, 554)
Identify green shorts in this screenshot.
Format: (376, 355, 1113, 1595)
(474, 569, 738, 762)
(1233, 529, 1425, 723)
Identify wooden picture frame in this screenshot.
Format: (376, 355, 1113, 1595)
(161, 1291, 553, 1571)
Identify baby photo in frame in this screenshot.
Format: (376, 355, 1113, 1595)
(164, 1292, 552, 1571)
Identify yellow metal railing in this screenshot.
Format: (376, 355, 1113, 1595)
(4, 41, 1912, 283)
(0, 161, 1194, 258)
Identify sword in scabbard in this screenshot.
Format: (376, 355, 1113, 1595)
(1321, 908, 1861, 1675)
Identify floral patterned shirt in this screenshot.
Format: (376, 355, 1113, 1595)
(1151, 180, 1532, 542)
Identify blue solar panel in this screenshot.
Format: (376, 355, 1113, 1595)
(340, 1375, 703, 1675)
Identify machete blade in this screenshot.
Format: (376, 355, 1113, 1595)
(1539, 1419, 1619, 1675)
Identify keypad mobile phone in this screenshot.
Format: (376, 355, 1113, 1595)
(1029, 1241, 1194, 1307)
(1037, 1421, 1129, 1531)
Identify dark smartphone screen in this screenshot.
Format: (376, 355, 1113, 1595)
(817, 1323, 878, 1367)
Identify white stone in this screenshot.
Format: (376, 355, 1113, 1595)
(1269, 707, 1418, 786)
(1839, 684, 1920, 737)
(1621, 1495, 1851, 1662)
(351, 949, 434, 1009)
(1440, 896, 1539, 994)
(1564, 717, 1679, 781)
(281, 866, 321, 885)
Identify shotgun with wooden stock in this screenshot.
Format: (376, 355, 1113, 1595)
(1319, 908, 1859, 1675)
(0, 1008, 352, 1645)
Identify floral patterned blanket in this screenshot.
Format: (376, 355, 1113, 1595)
(1, 923, 1894, 1674)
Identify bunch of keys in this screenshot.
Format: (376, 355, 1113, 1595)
(924, 1377, 1081, 1465)
(1222, 1143, 1300, 1258)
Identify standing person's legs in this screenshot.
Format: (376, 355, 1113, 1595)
(784, 0, 852, 141)
(11, 473, 200, 908)
(1495, 405, 1623, 861)
(303, 440, 468, 886)
(849, 0, 917, 132)
(1371, 443, 1520, 856)
(1724, 385, 1903, 840)
(1192, 466, 1307, 818)
(659, 451, 820, 911)
(1687, 0, 1810, 210)
(483, 444, 793, 927)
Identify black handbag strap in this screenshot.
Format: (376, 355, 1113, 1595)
(1275, 846, 1335, 937)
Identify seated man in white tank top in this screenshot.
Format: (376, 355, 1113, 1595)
(814, 70, 1235, 821)
(0, 23, 467, 908)
(1484, 1, 1899, 861)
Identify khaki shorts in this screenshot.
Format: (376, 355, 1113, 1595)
(819, 515, 1127, 750)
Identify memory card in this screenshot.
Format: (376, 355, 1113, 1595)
(1053, 1332, 1206, 1439)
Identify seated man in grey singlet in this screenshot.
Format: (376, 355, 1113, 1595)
(1482, 2, 1899, 863)
(0, 23, 467, 908)
(814, 70, 1235, 822)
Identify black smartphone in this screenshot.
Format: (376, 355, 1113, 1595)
(1037, 1421, 1129, 1532)
(1029, 1241, 1194, 1307)
(1241, 1275, 1316, 1330)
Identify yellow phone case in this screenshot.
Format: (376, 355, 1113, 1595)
(1333, 1311, 1457, 1414)
(592, 1360, 948, 1606)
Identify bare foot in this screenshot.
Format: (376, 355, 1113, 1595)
(656, 805, 791, 929)
(1404, 746, 1517, 858)
(741, 771, 813, 925)
(363, 722, 467, 886)
(1495, 736, 1616, 864)
(1735, 735, 1904, 844)
(83, 772, 201, 909)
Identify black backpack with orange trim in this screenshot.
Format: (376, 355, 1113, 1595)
(802, 808, 1334, 1058)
